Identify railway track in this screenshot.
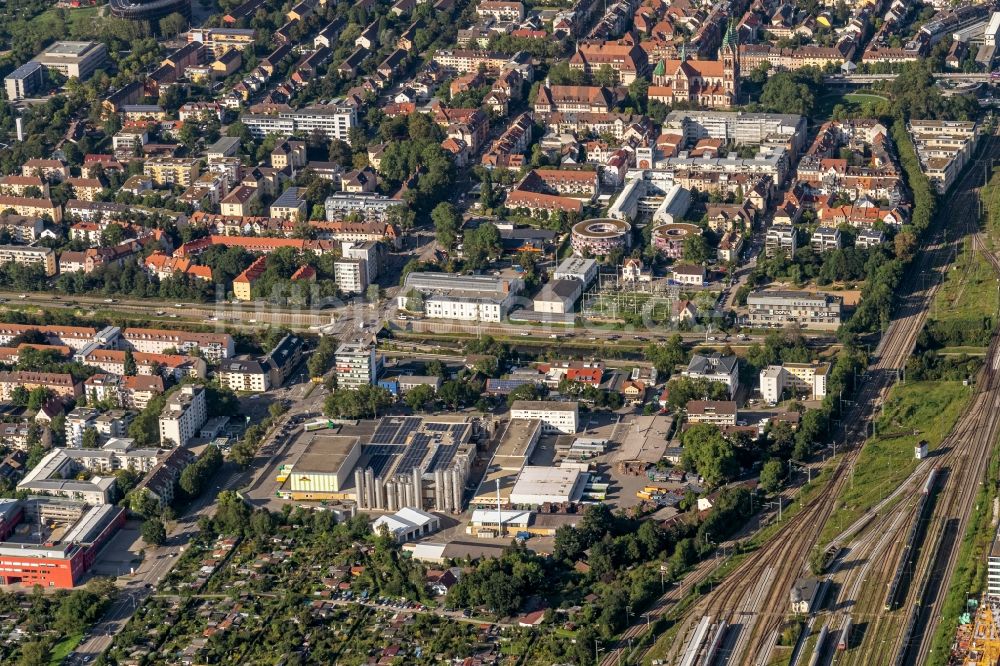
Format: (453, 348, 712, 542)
(655, 131, 1000, 666)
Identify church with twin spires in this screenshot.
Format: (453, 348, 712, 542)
(648, 24, 740, 109)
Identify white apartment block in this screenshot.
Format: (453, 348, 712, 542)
(0, 245, 57, 276)
(509, 400, 579, 434)
(908, 119, 979, 195)
(65, 408, 99, 449)
(158, 385, 207, 447)
(242, 103, 358, 143)
(759, 363, 830, 403)
(765, 224, 798, 258)
(989, 524, 1000, 599)
(334, 341, 382, 389)
(333, 258, 369, 294)
(216, 358, 271, 393)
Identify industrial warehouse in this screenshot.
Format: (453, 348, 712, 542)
(281, 415, 485, 514)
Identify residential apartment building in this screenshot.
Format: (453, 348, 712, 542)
(681, 354, 740, 396)
(232, 255, 267, 302)
(0, 246, 56, 276)
(121, 375, 165, 410)
(747, 290, 843, 331)
(908, 119, 979, 195)
(759, 362, 830, 403)
(217, 358, 271, 393)
(811, 227, 841, 252)
(0, 196, 62, 223)
(121, 328, 235, 361)
(432, 49, 511, 73)
(509, 400, 579, 434)
(74, 349, 206, 380)
(64, 408, 98, 449)
(686, 400, 738, 426)
(569, 41, 648, 84)
(765, 224, 798, 258)
(242, 103, 358, 143)
(158, 385, 207, 447)
(333, 258, 369, 294)
(143, 158, 200, 188)
(334, 341, 383, 389)
(0, 371, 80, 401)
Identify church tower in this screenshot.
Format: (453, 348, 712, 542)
(720, 20, 740, 103)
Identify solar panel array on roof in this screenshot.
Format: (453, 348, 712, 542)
(371, 416, 423, 445)
(428, 444, 458, 472)
(396, 432, 430, 475)
(363, 444, 400, 477)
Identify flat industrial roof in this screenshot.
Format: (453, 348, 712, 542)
(295, 435, 360, 474)
(610, 414, 673, 465)
(510, 466, 584, 498)
(495, 418, 541, 459)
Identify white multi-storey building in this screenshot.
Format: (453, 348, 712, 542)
(334, 341, 382, 389)
(747, 290, 843, 331)
(158, 385, 207, 447)
(759, 362, 830, 403)
(509, 400, 579, 434)
(242, 103, 358, 143)
(398, 272, 523, 322)
(681, 354, 740, 396)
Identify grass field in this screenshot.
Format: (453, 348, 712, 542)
(48, 632, 82, 665)
(815, 92, 890, 120)
(818, 380, 971, 547)
(930, 236, 999, 326)
(30, 6, 100, 36)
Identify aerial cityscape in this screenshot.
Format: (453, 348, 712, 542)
(1, 0, 1000, 664)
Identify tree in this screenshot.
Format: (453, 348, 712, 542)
(26, 387, 51, 412)
(644, 335, 687, 376)
(759, 71, 817, 117)
(366, 284, 381, 303)
(214, 490, 251, 535)
(324, 385, 394, 419)
(10, 385, 28, 407)
(123, 349, 138, 376)
(680, 424, 738, 488)
(141, 518, 167, 546)
(100, 223, 125, 248)
(683, 235, 709, 264)
(268, 402, 287, 420)
(129, 488, 161, 518)
(308, 335, 337, 379)
(158, 12, 189, 37)
(593, 64, 619, 87)
(432, 202, 461, 250)
(760, 460, 785, 494)
(404, 384, 436, 411)
(81, 427, 99, 449)
(17, 641, 50, 666)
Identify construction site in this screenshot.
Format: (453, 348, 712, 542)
(949, 601, 1000, 665)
